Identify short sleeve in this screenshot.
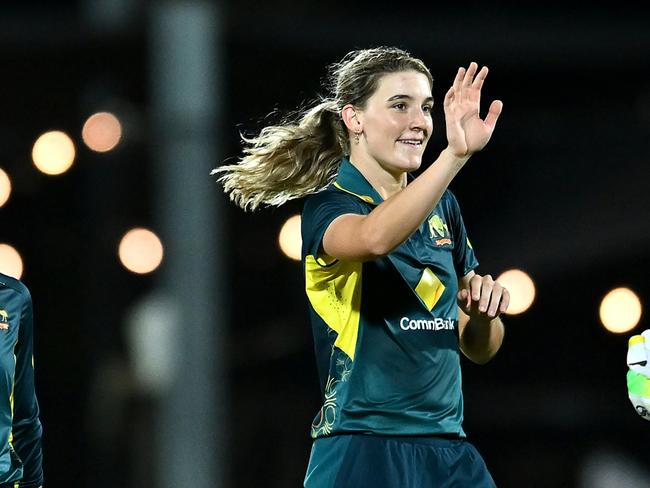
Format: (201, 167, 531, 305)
(445, 191, 479, 277)
(301, 189, 367, 259)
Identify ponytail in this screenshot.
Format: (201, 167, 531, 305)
(213, 99, 347, 211)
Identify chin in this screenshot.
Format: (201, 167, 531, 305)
(401, 157, 423, 172)
(375, 153, 422, 175)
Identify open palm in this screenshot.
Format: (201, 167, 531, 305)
(444, 62, 502, 157)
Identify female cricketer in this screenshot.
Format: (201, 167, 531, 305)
(215, 47, 509, 487)
(0, 273, 43, 488)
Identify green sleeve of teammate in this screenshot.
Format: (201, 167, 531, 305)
(627, 330, 650, 420)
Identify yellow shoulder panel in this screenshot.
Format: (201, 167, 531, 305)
(305, 255, 362, 360)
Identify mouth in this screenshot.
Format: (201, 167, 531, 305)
(397, 139, 424, 148)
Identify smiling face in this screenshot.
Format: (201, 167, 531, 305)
(355, 70, 433, 176)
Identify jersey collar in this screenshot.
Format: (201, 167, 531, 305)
(333, 158, 384, 205)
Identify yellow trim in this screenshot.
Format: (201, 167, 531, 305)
(305, 255, 362, 360)
(8, 350, 16, 445)
(333, 182, 375, 204)
(630, 335, 645, 346)
(415, 267, 445, 310)
(466, 237, 473, 249)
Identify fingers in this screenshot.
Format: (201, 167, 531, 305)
(469, 273, 484, 302)
(499, 287, 510, 314)
(452, 66, 464, 100)
(462, 62, 478, 92)
(460, 62, 487, 101)
(486, 283, 503, 317)
(474, 274, 494, 315)
(450, 63, 491, 105)
(484, 100, 503, 129)
(443, 86, 455, 108)
(461, 274, 507, 319)
(457, 288, 471, 310)
(472, 66, 489, 92)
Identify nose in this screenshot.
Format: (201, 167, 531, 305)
(410, 108, 429, 134)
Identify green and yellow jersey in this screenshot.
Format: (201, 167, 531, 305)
(301, 158, 478, 439)
(0, 274, 43, 487)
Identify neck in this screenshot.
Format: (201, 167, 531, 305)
(348, 150, 407, 200)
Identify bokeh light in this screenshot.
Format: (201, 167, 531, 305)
(0, 169, 11, 208)
(118, 228, 164, 274)
(278, 215, 301, 261)
(0, 244, 23, 279)
(496, 269, 536, 315)
(32, 130, 76, 175)
(82, 112, 123, 152)
(599, 287, 642, 333)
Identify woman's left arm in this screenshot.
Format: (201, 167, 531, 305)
(458, 271, 508, 364)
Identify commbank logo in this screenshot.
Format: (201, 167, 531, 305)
(400, 316, 456, 331)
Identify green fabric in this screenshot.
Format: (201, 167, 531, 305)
(302, 158, 479, 438)
(628, 370, 650, 398)
(0, 274, 43, 486)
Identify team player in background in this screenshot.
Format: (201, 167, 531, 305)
(215, 47, 508, 487)
(627, 329, 650, 419)
(0, 274, 43, 488)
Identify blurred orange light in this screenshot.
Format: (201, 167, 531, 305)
(600, 287, 642, 334)
(82, 112, 122, 152)
(32, 131, 76, 175)
(496, 269, 536, 315)
(118, 228, 164, 274)
(278, 215, 301, 261)
(0, 169, 11, 207)
(0, 244, 23, 279)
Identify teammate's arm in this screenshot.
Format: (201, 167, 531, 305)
(458, 270, 507, 364)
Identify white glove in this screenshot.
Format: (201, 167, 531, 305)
(627, 329, 650, 420)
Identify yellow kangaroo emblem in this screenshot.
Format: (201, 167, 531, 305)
(0, 310, 8, 330)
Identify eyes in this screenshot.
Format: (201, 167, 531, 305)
(391, 102, 433, 114)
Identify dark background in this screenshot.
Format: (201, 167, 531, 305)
(2, 1, 650, 486)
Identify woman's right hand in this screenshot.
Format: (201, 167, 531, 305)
(443, 62, 503, 158)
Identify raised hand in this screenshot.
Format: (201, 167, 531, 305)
(443, 62, 503, 158)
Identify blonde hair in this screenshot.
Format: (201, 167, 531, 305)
(213, 47, 432, 210)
